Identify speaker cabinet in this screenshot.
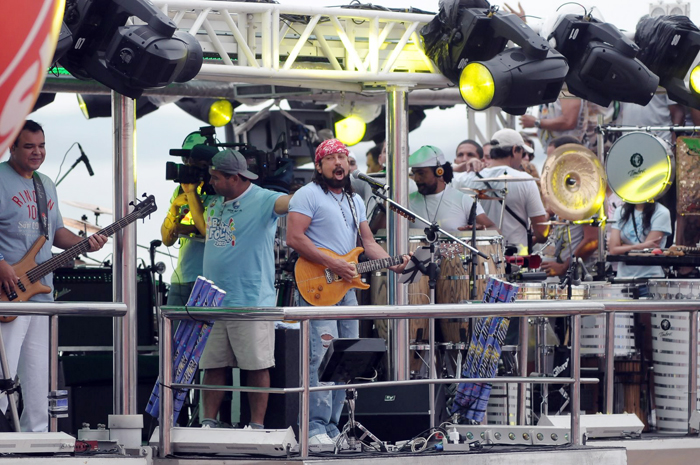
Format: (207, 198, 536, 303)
(53, 267, 155, 347)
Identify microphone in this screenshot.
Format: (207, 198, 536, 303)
(352, 170, 389, 190)
(77, 143, 95, 176)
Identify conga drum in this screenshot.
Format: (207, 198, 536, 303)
(648, 279, 700, 433)
(436, 231, 505, 344)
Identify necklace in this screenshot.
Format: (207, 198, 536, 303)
(328, 190, 351, 229)
(424, 190, 445, 225)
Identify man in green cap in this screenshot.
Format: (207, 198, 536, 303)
(408, 145, 495, 231)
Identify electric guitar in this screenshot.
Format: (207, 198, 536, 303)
(294, 247, 404, 306)
(0, 195, 157, 321)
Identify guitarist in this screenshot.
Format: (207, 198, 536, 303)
(286, 138, 409, 447)
(0, 120, 107, 432)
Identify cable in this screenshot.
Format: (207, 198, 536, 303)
(53, 141, 79, 184)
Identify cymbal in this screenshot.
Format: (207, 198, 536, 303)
(63, 200, 113, 215)
(458, 187, 499, 193)
(64, 218, 101, 234)
(474, 174, 539, 183)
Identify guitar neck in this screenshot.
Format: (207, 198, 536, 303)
(27, 211, 140, 283)
(356, 255, 404, 274)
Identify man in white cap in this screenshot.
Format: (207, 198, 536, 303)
(195, 148, 293, 430)
(459, 129, 548, 253)
(408, 145, 495, 232)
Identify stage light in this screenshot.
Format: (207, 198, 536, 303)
(547, 13, 659, 107)
(422, 4, 567, 115)
(692, 65, 700, 94)
(459, 47, 568, 115)
(335, 115, 366, 146)
(175, 98, 239, 127)
(634, 15, 700, 109)
(60, 0, 203, 99)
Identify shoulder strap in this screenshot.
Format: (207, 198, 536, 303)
(32, 173, 49, 239)
(475, 172, 529, 230)
(344, 190, 363, 248)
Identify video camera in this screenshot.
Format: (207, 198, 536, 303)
(166, 126, 218, 184)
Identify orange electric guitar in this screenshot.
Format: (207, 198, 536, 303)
(294, 247, 404, 306)
(0, 195, 157, 321)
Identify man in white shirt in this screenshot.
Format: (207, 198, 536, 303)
(458, 129, 548, 253)
(408, 145, 495, 231)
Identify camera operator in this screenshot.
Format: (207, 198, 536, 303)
(161, 131, 217, 306)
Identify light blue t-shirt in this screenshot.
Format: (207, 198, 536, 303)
(203, 184, 283, 308)
(288, 182, 367, 255)
(0, 162, 64, 302)
(612, 203, 672, 278)
(169, 186, 212, 284)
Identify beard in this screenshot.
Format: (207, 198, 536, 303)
(323, 168, 348, 189)
(416, 182, 438, 196)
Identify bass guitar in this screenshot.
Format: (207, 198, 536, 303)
(294, 247, 404, 306)
(0, 195, 157, 321)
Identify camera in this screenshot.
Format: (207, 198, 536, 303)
(165, 162, 209, 184)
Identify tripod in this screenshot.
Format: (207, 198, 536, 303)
(337, 386, 387, 452)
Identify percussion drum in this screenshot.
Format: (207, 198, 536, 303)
(582, 282, 636, 357)
(648, 279, 700, 433)
(517, 283, 559, 371)
(486, 382, 532, 425)
(437, 231, 505, 344)
(546, 283, 589, 300)
(606, 132, 675, 204)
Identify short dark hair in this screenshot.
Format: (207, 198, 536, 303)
(489, 141, 522, 160)
(548, 135, 580, 149)
(456, 139, 483, 158)
(441, 162, 454, 183)
(367, 145, 382, 165)
(13, 120, 44, 148)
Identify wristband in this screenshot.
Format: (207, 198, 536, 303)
(534, 119, 541, 128)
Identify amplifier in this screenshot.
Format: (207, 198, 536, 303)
(53, 267, 155, 348)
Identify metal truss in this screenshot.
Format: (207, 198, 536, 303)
(150, 0, 450, 91)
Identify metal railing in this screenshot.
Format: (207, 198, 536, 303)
(159, 300, 612, 457)
(0, 302, 128, 432)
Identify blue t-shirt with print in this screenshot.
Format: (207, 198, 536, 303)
(612, 203, 671, 278)
(288, 182, 367, 255)
(203, 184, 283, 307)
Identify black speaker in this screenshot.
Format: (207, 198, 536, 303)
(53, 267, 155, 347)
(340, 384, 444, 443)
(58, 354, 159, 439)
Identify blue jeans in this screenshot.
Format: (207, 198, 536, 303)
(297, 291, 359, 438)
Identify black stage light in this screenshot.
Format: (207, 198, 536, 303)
(32, 93, 56, 112)
(52, 22, 73, 67)
(547, 13, 659, 107)
(634, 15, 700, 109)
(60, 0, 202, 99)
(77, 94, 162, 119)
(421, 3, 568, 115)
(175, 98, 240, 127)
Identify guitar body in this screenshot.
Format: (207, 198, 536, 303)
(295, 247, 369, 306)
(0, 236, 52, 322)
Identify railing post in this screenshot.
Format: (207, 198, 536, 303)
(605, 310, 615, 414)
(300, 319, 310, 457)
(689, 309, 699, 433)
(571, 314, 582, 444)
(49, 315, 59, 432)
(518, 316, 529, 425)
(158, 313, 172, 458)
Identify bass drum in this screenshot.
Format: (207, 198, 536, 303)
(606, 132, 675, 204)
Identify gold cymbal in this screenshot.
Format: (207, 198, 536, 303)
(64, 218, 101, 234)
(475, 174, 539, 183)
(63, 200, 113, 215)
(541, 143, 606, 221)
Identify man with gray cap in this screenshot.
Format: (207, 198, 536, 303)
(196, 148, 292, 430)
(458, 129, 548, 253)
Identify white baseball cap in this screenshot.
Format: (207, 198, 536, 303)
(491, 128, 534, 154)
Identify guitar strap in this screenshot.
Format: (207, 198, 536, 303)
(344, 189, 363, 248)
(32, 173, 50, 239)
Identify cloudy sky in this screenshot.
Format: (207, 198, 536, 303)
(4, 0, 697, 283)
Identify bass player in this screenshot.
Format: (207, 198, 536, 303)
(286, 138, 409, 446)
(0, 120, 107, 432)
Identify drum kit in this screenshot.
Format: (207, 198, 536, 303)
(62, 200, 112, 236)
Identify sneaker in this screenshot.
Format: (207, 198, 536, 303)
(309, 433, 335, 446)
(201, 418, 221, 428)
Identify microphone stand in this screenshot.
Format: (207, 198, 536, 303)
(56, 154, 87, 186)
(467, 197, 479, 301)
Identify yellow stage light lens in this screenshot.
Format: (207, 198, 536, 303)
(76, 94, 89, 119)
(690, 65, 700, 95)
(459, 63, 495, 110)
(208, 100, 233, 127)
(335, 115, 366, 146)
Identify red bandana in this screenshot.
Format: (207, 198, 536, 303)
(315, 139, 349, 163)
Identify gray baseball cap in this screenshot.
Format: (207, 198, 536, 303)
(211, 149, 258, 180)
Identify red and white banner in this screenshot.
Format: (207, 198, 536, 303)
(0, 0, 64, 158)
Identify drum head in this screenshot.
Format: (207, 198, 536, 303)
(541, 143, 606, 221)
(606, 132, 674, 204)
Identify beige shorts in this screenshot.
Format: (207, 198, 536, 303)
(199, 320, 275, 371)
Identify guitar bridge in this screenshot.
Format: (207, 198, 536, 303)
(324, 268, 333, 284)
(17, 279, 26, 292)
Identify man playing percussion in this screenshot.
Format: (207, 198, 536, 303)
(459, 129, 548, 253)
(408, 145, 495, 231)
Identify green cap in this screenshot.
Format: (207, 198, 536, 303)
(409, 145, 446, 168)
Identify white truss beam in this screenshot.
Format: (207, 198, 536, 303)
(150, 0, 450, 90)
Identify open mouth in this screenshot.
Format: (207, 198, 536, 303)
(333, 168, 345, 177)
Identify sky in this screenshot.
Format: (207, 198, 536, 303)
(3, 0, 698, 284)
